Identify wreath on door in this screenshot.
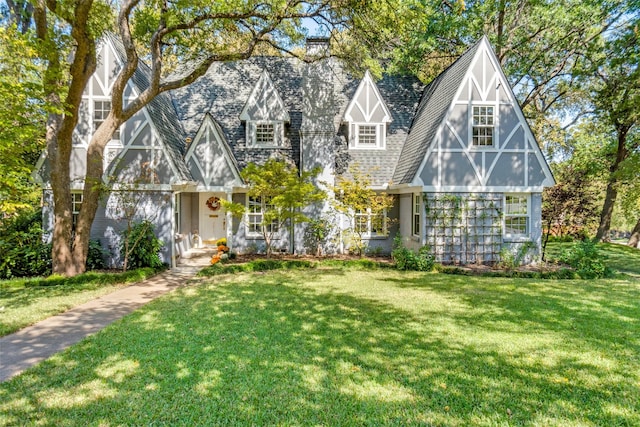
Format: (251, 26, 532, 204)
(206, 196, 221, 211)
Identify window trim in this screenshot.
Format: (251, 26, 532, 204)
(71, 192, 83, 231)
(471, 104, 495, 148)
(503, 193, 530, 240)
(350, 122, 386, 150)
(246, 195, 279, 237)
(354, 207, 388, 238)
(93, 99, 120, 141)
(412, 194, 421, 237)
(247, 120, 284, 147)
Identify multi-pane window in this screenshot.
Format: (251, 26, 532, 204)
(354, 208, 387, 236)
(93, 100, 120, 140)
(255, 123, 275, 145)
(72, 192, 83, 230)
(357, 125, 377, 145)
(472, 106, 494, 146)
(247, 195, 278, 236)
(413, 194, 421, 236)
(504, 194, 529, 238)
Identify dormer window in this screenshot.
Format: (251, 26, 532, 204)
(240, 71, 290, 148)
(256, 123, 275, 144)
(344, 70, 392, 150)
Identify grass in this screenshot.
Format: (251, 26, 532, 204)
(1, 253, 639, 425)
(0, 268, 163, 336)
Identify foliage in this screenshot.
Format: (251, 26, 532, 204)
(498, 241, 537, 270)
(0, 209, 51, 279)
(391, 235, 434, 272)
(199, 259, 314, 276)
(330, 165, 394, 256)
(119, 221, 164, 270)
(585, 15, 640, 241)
(0, 26, 45, 214)
(86, 239, 107, 271)
(0, 267, 163, 337)
(559, 239, 613, 279)
(303, 216, 335, 256)
(223, 159, 325, 256)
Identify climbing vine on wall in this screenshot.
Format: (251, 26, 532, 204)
(422, 193, 503, 264)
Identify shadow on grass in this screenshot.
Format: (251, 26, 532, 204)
(1, 270, 638, 426)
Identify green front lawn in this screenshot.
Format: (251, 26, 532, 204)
(0, 268, 162, 336)
(2, 262, 638, 426)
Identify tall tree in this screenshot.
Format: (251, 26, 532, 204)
(591, 19, 640, 241)
(30, 0, 412, 276)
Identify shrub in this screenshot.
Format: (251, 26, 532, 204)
(120, 220, 164, 270)
(0, 209, 52, 279)
(559, 239, 613, 279)
(392, 235, 434, 272)
(86, 239, 108, 271)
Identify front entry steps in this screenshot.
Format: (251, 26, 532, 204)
(176, 247, 217, 268)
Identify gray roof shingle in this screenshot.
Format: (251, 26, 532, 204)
(392, 38, 481, 185)
(106, 33, 192, 183)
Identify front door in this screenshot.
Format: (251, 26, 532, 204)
(199, 193, 226, 245)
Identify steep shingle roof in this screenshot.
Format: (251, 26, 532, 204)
(171, 57, 304, 171)
(106, 33, 192, 183)
(392, 39, 482, 185)
(334, 71, 424, 186)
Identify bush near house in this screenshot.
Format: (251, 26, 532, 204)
(0, 209, 51, 279)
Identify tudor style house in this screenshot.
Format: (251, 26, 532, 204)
(35, 35, 554, 267)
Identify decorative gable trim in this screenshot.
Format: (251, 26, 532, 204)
(343, 70, 392, 150)
(412, 36, 554, 189)
(239, 70, 290, 122)
(343, 70, 392, 123)
(185, 114, 242, 189)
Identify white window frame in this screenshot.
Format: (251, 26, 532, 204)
(471, 105, 495, 147)
(71, 192, 83, 231)
(246, 195, 279, 237)
(412, 194, 421, 237)
(103, 140, 123, 172)
(503, 194, 530, 240)
(248, 120, 283, 147)
(350, 123, 385, 150)
(93, 100, 120, 141)
(354, 207, 387, 238)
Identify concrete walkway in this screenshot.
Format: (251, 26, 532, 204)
(0, 248, 214, 382)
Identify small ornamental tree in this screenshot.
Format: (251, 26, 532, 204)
(223, 159, 325, 257)
(330, 166, 394, 256)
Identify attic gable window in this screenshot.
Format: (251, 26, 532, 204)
(472, 106, 494, 146)
(93, 100, 120, 140)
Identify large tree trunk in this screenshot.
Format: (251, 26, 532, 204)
(35, 1, 98, 276)
(628, 218, 640, 248)
(595, 127, 630, 242)
(72, 115, 120, 272)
